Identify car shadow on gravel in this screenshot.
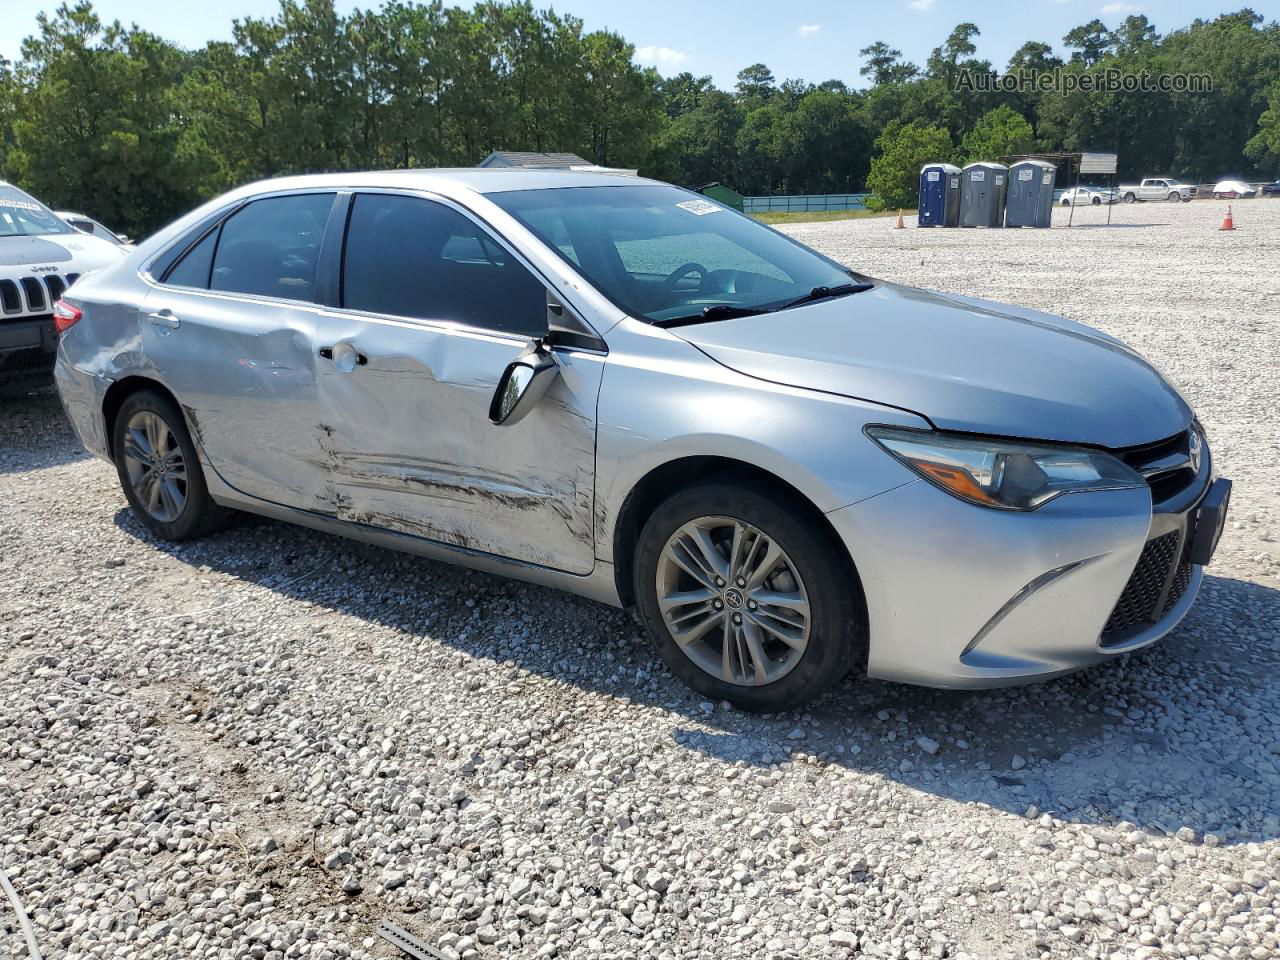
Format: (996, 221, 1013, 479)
(0, 387, 94, 474)
(114, 506, 1280, 848)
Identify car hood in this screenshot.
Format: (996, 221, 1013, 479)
(0, 232, 124, 272)
(673, 282, 1192, 448)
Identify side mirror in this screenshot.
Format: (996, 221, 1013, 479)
(489, 340, 560, 426)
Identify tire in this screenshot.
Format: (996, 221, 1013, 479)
(633, 478, 864, 712)
(1061, 198, 1071, 207)
(1124, 193, 1137, 203)
(1182, 194, 1193, 202)
(1091, 196, 1101, 205)
(111, 389, 228, 540)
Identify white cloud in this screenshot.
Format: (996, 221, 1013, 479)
(797, 24, 821, 37)
(634, 46, 691, 69)
(908, 0, 936, 10)
(1100, 1, 1139, 12)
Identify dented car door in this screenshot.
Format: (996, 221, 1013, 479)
(308, 191, 602, 574)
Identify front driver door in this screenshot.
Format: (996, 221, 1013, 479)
(310, 191, 602, 574)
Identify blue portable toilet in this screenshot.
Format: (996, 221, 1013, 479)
(919, 163, 961, 227)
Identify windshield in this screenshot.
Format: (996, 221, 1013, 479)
(0, 185, 73, 238)
(490, 185, 855, 324)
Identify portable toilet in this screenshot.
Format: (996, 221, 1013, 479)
(1005, 160, 1057, 228)
(959, 162, 1008, 227)
(918, 163, 961, 227)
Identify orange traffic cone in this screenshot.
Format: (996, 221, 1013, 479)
(1220, 205, 1235, 231)
(896, 209, 905, 229)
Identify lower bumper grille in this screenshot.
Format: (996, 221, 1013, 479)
(1101, 531, 1185, 645)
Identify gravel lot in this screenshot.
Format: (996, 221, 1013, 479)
(2, 198, 1278, 960)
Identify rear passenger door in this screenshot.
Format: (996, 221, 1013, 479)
(310, 191, 603, 574)
(141, 191, 342, 513)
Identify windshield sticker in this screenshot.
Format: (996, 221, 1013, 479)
(676, 198, 721, 216)
(0, 199, 43, 212)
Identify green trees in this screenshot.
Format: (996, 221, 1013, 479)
(1, 2, 1278, 235)
(866, 122, 954, 210)
(960, 105, 1035, 164)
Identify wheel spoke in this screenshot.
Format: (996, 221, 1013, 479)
(748, 609, 807, 651)
(672, 607, 723, 647)
(720, 618, 736, 681)
(658, 586, 716, 613)
(741, 621, 771, 683)
(749, 588, 809, 612)
(123, 430, 150, 464)
(743, 539, 783, 590)
(145, 471, 163, 512)
(688, 524, 729, 582)
(159, 477, 184, 518)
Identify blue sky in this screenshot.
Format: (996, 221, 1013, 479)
(2, 0, 1275, 88)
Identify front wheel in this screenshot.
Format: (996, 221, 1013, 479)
(633, 480, 864, 712)
(112, 390, 228, 540)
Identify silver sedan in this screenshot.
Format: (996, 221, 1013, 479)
(52, 170, 1231, 710)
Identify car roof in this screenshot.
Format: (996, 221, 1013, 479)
(228, 168, 661, 202)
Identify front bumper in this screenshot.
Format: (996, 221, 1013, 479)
(830, 467, 1219, 689)
(0, 315, 56, 381)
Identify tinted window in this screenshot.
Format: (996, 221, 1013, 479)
(210, 193, 333, 300)
(342, 193, 546, 336)
(164, 229, 218, 288)
(491, 185, 853, 325)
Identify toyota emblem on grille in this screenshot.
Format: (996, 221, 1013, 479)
(1188, 428, 1202, 474)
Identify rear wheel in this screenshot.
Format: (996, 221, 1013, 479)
(633, 480, 864, 711)
(1124, 193, 1137, 203)
(1091, 196, 1101, 205)
(112, 390, 227, 540)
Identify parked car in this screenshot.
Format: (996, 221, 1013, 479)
(1263, 180, 1280, 197)
(56, 211, 130, 245)
(1, 181, 126, 390)
(1211, 180, 1257, 200)
(1118, 178, 1196, 203)
(1058, 186, 1119, 206)
(53, 171, 1231, 710)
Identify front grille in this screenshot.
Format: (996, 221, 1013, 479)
(1, 274, 74, 319)
(1117, 428, 1198, 505)
(1101, 532, 1181, 645)
(19, 277, 46, 311)
(0, 343, 54, 374)
(1161, 558, 1194, 616)
(0, 280, 19, 313)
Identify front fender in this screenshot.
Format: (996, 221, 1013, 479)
(593, 320, 927, 561)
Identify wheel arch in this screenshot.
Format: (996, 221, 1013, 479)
(101, 375, 181, 462)
(609, 454, 866, 616)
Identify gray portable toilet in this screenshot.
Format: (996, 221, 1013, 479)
(918, 163, 961, 227)
(1005, 159, 1057, 228)
(959, 162, 1008, 227)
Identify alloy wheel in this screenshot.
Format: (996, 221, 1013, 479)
(655, 516, 811, 686)
(122, 410, 188, 523)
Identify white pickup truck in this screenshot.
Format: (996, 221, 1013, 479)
(1118, 178, 1197, 203)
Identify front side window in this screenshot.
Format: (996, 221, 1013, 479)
(341, 193, 546, 337)
(490, 185, 854, 325)
(210, 193, 333, 300)
(0, 184, 73, 238)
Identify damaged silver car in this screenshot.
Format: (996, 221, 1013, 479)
(54, 170, 1230, 710)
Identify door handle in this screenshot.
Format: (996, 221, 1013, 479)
(318, 344, 367, 369)
(146, 311, 180, 330)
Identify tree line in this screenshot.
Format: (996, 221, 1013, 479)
(1, 1, 1278, 236)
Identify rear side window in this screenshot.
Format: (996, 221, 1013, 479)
(165, 229, 218, 289)
(210, 193, 334, 300)
(341, 193, 546, 336)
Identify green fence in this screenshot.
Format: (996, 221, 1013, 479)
(742, 193, 871, 213)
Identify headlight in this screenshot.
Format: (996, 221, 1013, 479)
(866, 427, 1146, 511)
